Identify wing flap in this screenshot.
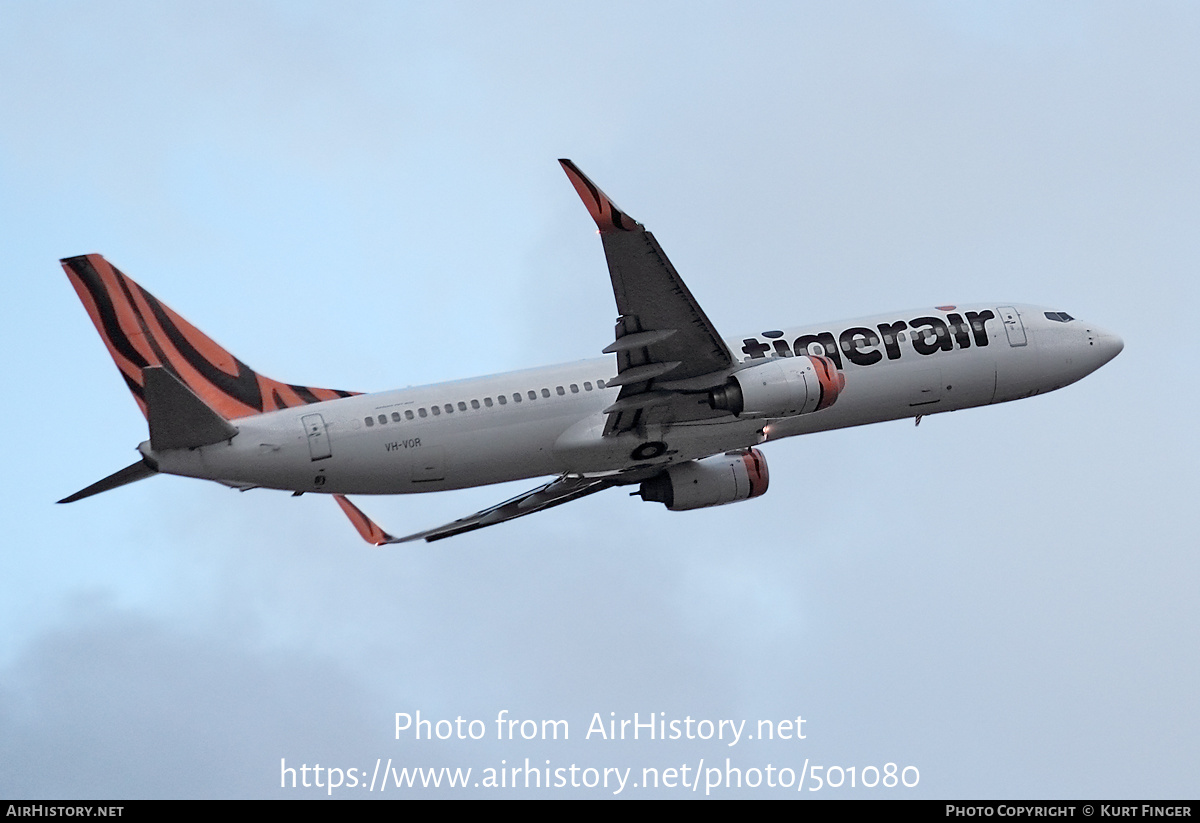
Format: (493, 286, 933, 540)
(335, 475, 615, 545)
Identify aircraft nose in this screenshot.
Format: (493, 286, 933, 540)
(1092, 325, 1124, 364)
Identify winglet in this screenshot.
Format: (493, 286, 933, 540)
(558, 159, 641, 233)
(334, 495, 401, 546)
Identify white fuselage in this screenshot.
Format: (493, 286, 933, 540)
(147, 303, 1122, 495)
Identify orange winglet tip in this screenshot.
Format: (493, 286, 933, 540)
(558, 159, 640, 234)
(334, 494, 395, 546)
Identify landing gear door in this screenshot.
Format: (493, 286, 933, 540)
(411, 446, 446, 483)
(301, 413, 332, 461)
(998, 306, 1027, 347)
(908, 367, 943, 407)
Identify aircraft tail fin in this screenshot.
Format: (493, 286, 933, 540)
(60, 254, 360, 421)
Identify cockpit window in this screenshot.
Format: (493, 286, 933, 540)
(1044, 311, 1075, 322)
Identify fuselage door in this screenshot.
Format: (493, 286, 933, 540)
(301, 414, 332, 461)
(998, 306, 1028, 347)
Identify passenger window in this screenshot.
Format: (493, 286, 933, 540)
(512, 393, 521, 403)
(444, 404, 453, 414)
(405, 410, 414, 420)
(391, 412, 401, 422)
(484, 397, 493, 407)
(418, 408, 427, 418)
(597, 379, 606, 389)
(570, 384, 579, 393)
(432, 406, 441, 416)
(378, 415, 387, 425)
(556, 386, 565, 396)
(498, 395, 507, 405)
(470, 400, 480, 410)
(584, 382, 593, 391)
(541, 388, 551, 398)
(365, 417, 374, 427)
(528, 391, 537, 401)
(458, 402, 467, 411)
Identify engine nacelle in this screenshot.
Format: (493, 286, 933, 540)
(708, 354, 843, 418)
(638, 448, 769, 511)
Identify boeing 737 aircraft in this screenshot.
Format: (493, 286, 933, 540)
(58, 160, 1123, 543)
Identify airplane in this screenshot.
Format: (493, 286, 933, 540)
(57, 160, 1124, 543)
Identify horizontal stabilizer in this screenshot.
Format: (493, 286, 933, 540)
(58, 459, 158, 504)
(145, 366, 240, 450)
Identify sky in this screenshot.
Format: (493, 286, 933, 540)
(1, 0, 1197, 799)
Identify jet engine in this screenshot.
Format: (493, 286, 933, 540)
(708, 354, 843, 417)
(638, 448, 769, 511)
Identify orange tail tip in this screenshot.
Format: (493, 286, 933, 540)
(61, 254, 360, 420)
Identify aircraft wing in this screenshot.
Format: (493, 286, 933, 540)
(559, 160, 736, 435)
(335, 474, 615, 544)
